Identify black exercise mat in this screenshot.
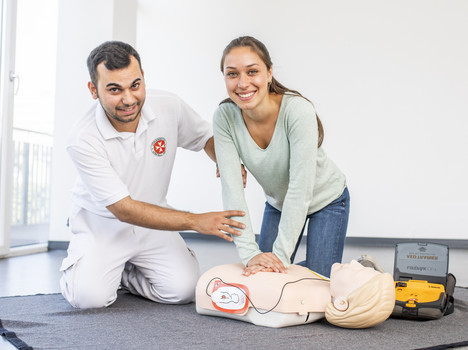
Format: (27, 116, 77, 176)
(1, 288, 468, 350)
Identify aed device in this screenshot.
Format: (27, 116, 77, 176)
(392, 242, 455, 320)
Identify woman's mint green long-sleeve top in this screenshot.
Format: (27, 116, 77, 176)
(213, 94, 346, 267)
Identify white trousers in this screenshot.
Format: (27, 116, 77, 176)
(60, 208, 200, 309)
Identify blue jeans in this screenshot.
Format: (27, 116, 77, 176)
(258, 187, 350, 277)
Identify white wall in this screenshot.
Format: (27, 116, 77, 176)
(49, 0, 138, 242)
(137, 0, 468, 240)
(50, 0, 468, 241)
(49, 0, 114, 241)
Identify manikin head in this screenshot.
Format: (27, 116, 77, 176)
(325, 260, 395, 328)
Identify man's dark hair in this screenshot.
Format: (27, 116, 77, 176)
(87, 41, 142, 87)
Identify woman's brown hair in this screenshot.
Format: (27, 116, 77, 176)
(220, 36, 324, 147)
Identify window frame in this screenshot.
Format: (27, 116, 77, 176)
(0, 0, 18, 256)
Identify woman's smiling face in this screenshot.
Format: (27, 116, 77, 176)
(222, 46, 272, 111)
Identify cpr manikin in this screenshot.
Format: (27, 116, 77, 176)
(196, 259, 395, 329)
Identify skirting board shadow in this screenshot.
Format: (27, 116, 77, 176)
(1, 288, 468, 350)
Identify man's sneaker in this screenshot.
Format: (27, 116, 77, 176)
(357, 254, 385, 273)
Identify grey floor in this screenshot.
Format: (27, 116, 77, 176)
(1, 237, 467, 350)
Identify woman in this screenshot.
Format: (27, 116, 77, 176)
(214, 36, 350, 277)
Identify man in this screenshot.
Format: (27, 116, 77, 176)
(60, 41, 245, 309)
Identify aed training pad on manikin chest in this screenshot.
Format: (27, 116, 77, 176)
(211, 280, 250, 314)
(195, 263, 331, 328)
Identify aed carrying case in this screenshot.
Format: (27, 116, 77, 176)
(391, 242, 455, 320)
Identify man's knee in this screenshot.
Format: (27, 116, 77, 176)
(60, 273, 117, 309)
(161, 276, 197, 304)
(162, 251, 199, 304)
(155, 263, 199, 304)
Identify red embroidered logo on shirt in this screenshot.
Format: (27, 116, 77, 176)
(151, 137, 166, 157)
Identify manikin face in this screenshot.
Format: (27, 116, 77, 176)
(222, 46, 273, 112)
(329, 260, 380, 311)
(88, 56, 146, 133)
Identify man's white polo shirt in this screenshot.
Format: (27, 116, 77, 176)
(67, 89, 212, 218)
